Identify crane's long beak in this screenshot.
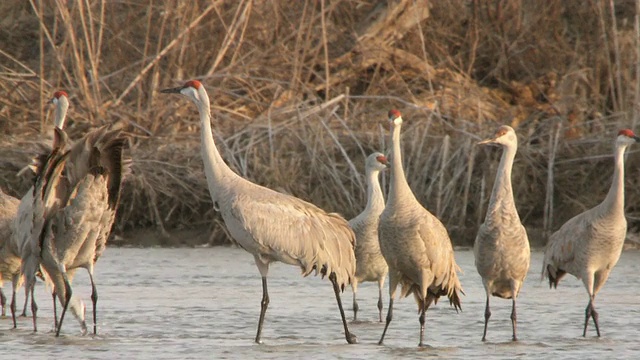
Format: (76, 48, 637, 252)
(160, 86, 183, 94)
(477, 138, 495, 145)
(634, 136, 640, 143)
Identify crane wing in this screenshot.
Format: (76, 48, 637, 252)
(227, 189, 356, 289)
(41, 171, 110, 267)
(543, 213, 590, 271)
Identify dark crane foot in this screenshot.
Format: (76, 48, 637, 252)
(346, 332, 358, 344)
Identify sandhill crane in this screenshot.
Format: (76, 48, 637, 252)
(29, 125, 127, 336)
(377, 109, 463, 346)
(542, 129, 640, 337)
(475, 125, 530, 342)
(0, 90, 72, 330)
(161, 80, 357, 344)
(349, 152, 389, 322)
(0, 190, 20, 325)
(16, 91, 88, 333)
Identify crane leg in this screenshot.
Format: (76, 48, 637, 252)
(30, 285, 38, 332)
(10, 287, 17, 328)
(351, 278, 358, 321)
(55, 273, 73, 337)
(255, 276, 269, 344)
(511, 298, 518, 341)
(418, 306, 426, 346)
(379, 276, 398, 345)
(88, 271, 98, 335)
(352, 293, 359, 322)
(583, 298, 600, 337)
(482, 296, 491, 342)
(377, 282, 384, 323)
(52, 290, 58, 330)
(1, 288, 6, 317)
(418, 295, 435, 347)
(378, 298, 394, 345)
(21, 284, 30, 317)
(329, 272, 357, 344)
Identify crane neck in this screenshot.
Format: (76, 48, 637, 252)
(601, 143, 627, 216)
(485, 143, 519, 224)
(364, 168, 385, 214)
(388, 122, 416, 204)
(196, 96, 238, 198)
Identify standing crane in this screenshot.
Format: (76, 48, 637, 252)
(349, 152, 389, 322)
(474, 125, 530, 342)
(542, 129, 640, 337)
(377, 109, 463, 346)
(29, 125, 127, 336)
(161, 80, 357, 344)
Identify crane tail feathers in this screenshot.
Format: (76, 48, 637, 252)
(545, 265, 565, 289)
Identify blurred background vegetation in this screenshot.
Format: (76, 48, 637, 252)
(1, 0, 640, 247)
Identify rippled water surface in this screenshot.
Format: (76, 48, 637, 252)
(2, 247, 640, 359)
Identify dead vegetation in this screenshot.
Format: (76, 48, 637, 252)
(1, 0, 640, 247)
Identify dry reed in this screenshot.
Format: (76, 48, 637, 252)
(1, 0, 640, 247)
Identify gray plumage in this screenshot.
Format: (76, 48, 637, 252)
(474, 125, 530, 342)
(542, 129, 640, 337)
(349, 152, 389, 322)
(161, 80, 357, 344)
(30, 125, 128, 336)
(377, 109, 463, 347)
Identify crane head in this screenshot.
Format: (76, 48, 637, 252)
(161, 80, 208, 107)
(478, 125, 517, 147)
(366, 152, 389, 172)
(388, 109, 403, 126)
(617, 129, 640, 145)
(52, 90, 68, 101)
(51, 90, 69, 109)
(68, 295, 88, 335)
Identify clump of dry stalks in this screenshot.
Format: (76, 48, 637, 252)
(1, 0, 640, 247)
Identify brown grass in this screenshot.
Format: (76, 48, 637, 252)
(1, 0, 640, 246)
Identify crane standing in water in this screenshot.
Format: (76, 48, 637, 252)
(349, 152, 389, 322)
(542, 129, 640, 337)
(474, 125, 530, 342)
(161, 80, 357, 344)
(377, 109, 463, 347)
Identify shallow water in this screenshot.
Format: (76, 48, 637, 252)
(2, 247, 640, 359)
